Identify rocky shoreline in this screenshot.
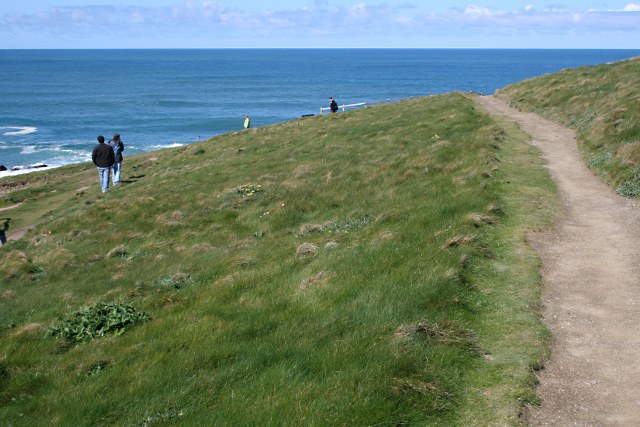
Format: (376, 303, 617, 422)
(0, 163, 48, 172)
(0, 163, 53, 178)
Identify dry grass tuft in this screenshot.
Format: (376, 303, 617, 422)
(467, 213, 495, 227)
(231, 257, 256, 268)
(128, 287, 145, 297)
(444, 267, 463, 283)
(215, 274, 237, 285)
(392, 378, 442, 396)
(0, 250, 30, 280)
(30, 233, 53, 247)
(292, 163, 313, 179)
(298, 223, 326, 236)
(36, 247, 74, 267)
(87, 254, 103, 263)
(486, 203, 505, 216)
(324, 241, 339, 249)
(106, 245, 127, 258)
(191, 242, 214, 251)
(75, 186, 90, 196)
(156, 211, 185, 227)
(453, 176, 468, 186)
(379, 230, 395, 240)
(442, 234, 476, 249)
(10, 323, 43, 337)
(394, 320, 475, 346)
(111, 271, 126, 280)
(325, 171, 333, 183)
(296, 242, 319, 257)
(1, 290, 15, 300)
(616, 141, 640, 165)
(7, 250, 28, 263)
(299, 271, 336, 290)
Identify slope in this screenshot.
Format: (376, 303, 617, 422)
(0, 92, 557, 425)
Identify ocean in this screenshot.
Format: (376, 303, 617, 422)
(1, 49, 639, 177)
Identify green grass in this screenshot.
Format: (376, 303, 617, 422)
(495, 56, 640, 196)
(0, 92, 557, 425)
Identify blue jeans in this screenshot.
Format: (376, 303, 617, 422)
(112, 161, 122, 184)
(97, 167, 111, 192)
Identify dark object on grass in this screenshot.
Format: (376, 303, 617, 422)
(0, 217, 10, 245)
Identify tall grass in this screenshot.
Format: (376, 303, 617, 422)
(496, 56, 640, 196)
(0, 93, 557, 425)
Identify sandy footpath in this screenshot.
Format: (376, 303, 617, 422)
(476, 96, 640, 426)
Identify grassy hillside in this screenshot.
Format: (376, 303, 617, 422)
(0, 93, 557, 425)
(496, 56, 640, 196)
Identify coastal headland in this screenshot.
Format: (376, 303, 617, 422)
(1, 56, 639, 425)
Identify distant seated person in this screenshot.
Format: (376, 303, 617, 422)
(329, 97, 338, 113)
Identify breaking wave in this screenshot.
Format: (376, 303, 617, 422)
(0, 126, 38, 136)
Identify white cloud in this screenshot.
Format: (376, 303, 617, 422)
(464, 5, 493, 17)
(1, 1, 639, 48)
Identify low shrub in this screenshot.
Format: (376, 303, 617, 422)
(617, 169, 640, 197)
(47, 302, 150, 343)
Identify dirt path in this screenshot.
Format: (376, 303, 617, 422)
(0, 201, 23, 212)
(476, 96, 640, 426)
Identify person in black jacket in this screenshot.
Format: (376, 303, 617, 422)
(329, 97, 338, 113)
(92, 135, 115, 193)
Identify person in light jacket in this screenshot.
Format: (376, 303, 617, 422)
(108, 133, 125, 185)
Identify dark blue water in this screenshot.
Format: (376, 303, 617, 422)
(1, 49, 639, 176)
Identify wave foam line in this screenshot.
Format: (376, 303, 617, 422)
(0, 126, 38, 136)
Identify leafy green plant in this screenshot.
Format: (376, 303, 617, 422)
(586, 150, 613, 169)
(138, 403, 184, 426)
(236, 184, 263, 196)
(84, 360, 110, 377)
(617, 169, 640, 197)
(155, 272, 192, 289)
(47, 302, 150, 343)
(216, 183, 265, 206)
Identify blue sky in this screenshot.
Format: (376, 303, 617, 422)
(1, 1, 639, 48)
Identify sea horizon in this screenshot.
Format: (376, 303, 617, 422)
(2, 48, 640, 178)
(3, 47, 639, 50)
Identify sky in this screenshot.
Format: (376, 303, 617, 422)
(1, 1, 639, 48)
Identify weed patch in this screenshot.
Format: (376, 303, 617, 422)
(616, 169, 640, 197)
(138, 403, 184, 426)
(47, 302, 150, 344)
(217, 183, 265, 207)
(155, 272, 192, 289)
(84, 360, 110, 377)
